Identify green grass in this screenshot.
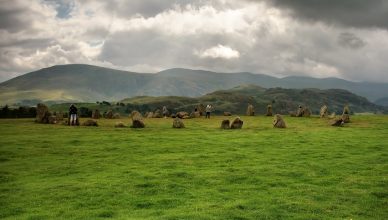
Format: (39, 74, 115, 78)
(0, 116, 387, 219)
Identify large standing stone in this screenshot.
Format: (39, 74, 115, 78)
(131, 111, 142, 120)
(197, 104, 206, 116)
(92, 109, 100, 119)
(220, 119, 230, 129)
(320, 105, 328, 118)
(130, 111, 144, 128)
(342, 105, 350, 123)
(273, 114, 286, 128)
(172, 118, 185, 128)
(246, 104, 255, 116)
(230, 117, 243, 129)
(266, 104, 273, 116)
(36, 103, 50, 123)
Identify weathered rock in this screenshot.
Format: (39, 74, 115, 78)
(131, 111, 143, 120)
(220, 119, 230, 129)
(146, 112, 154, 118)
(342, 114, 350, 123)
(273, 114, 286, 128)
(113, 113, 121, 119)
(190, 111, 201, 118)
(36, 103, 50, 123)
(132, 119, 145, 128)
(48, 115, 57, 124)
(55, 112, 64, 121)
(289, 112, 297, 117)
(331, 118, 344, 127)
(296, 106, 311, 117)
(92, 109, 100, 119)
(266, 104, 273, 116)
(246, 104, 255, 116)
(82, 119, 98, 126)
(105, 110, 113, 119)
(223, 112, 232, 116)
(176, 111, 189, 119)
(343, 105, 350, 115)
(329, 112, 336, 119)
(172, 118, 185, 128)
(153, 109, 162, 118)
(320, 105, 328, 118)
(230, 117, 243, 129)
(114, 122, 126, 128)
(197, 104, 206, 116)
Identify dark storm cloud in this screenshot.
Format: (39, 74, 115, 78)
(0, 3, 33, 33)
(337, 33, 366, 49)
(264, 0, 388, 29)
(101, 0, 201, 18)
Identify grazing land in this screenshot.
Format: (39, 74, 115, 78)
(1, 116, 387, 219)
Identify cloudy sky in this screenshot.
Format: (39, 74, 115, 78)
(1, 0, 388, 83)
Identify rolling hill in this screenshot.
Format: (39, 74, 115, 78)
(50, 85, 385, 115)
(1, 64, 388, 106)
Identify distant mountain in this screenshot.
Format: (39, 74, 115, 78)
(1, 64, 388, 106)
(51, 84, 385, 115)
(375, 97, 388, 106)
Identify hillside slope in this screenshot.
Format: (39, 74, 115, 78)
(1, 64, 388, 105)
(51, 85, 385, 115)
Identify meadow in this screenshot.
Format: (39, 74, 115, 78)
(0, 115, 387, 219)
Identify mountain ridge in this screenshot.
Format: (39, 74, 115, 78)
(1, 64, 388, 106)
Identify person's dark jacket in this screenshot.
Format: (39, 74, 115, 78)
(69, 105, 78, 115)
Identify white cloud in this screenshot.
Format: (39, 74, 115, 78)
(197, 45, 240, 59)
(0, 0, 388, 83)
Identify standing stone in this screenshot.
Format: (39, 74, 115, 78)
(172, 118, 185, 128)
(113, 113, 121, 119)
(92, 109, 100, 119)
(273, 114, 286, 128)
(56, 112, 64, 121)
(342, 105, 350, 123)
(320, 105, 328, 118)
(230, 117, 243, 129)
(266, 104, 273, 116)
(131, 110, 145, 128)
(105, 110, 113, 119)
(197, 104, 206, 116)
(220, 120, 230, 129)
(153, 109, 162, 118)
(36, 103, 50, 123)
(246, 104, 255, 116)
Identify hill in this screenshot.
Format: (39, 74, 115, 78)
(1, 64, 388, 105)
(50, 85, 385, 115)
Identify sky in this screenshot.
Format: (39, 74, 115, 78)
(0, 0, 388, 83)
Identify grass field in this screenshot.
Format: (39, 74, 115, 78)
(0, 116, 387, 219)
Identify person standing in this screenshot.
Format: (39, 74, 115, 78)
(69, 104, 78, 126)
(205, 104, 212, 119)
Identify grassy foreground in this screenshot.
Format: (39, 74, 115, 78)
(0, 116, 387, 219)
